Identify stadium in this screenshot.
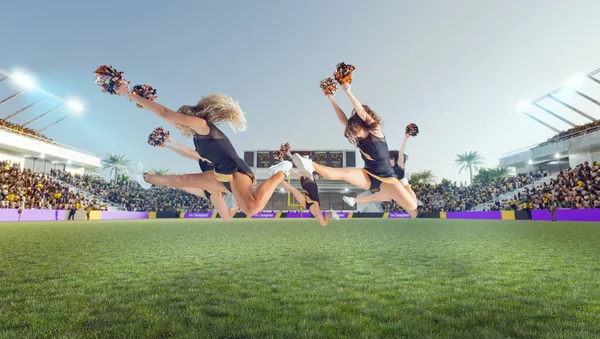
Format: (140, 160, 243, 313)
(2, 2, 600, 337)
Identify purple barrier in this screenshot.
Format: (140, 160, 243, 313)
(286, 211, 313, 218)
(388, 212, 411, 219)
(282, 211, 351, 219)
(184, 212, 213, 218)
(531, 210, 552, 221)
(251, 211, 278, 218)
(0, 209, 66, 222)
(100, 211, 148, 220)
(446, 211, 502, 220)
(556, 209, 600, 222)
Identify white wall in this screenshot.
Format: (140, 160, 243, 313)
(569, 148, 600, 168)
(0, 129, 101, 168)
(65, 165, 85, 175)
(0, 149, 25, 168)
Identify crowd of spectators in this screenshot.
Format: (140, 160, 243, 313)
(383, 172, 537, 213)
(537, 120, 600, 148)
(0, 119, 53, 142)
(491, 161, 600, 211)
(0, 161, 93, 210)
(50, 170, 212, 213)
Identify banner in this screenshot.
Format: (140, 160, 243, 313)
(100, 211, 149, 220)
(388, 211, 411, 218)
(184, 212, 213, 218)
(531, 210, 551, 221)
(286, 211, 350, 218)
(251, 211, 278, 218)
(556, 209, 600, 222)
(446, 211, 502, 220)
(0, 209, 66, 222)
(286, 211, 313, 218)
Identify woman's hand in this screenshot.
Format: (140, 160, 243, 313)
(342, 83, 351, 93)
(115, 82, 130, 96)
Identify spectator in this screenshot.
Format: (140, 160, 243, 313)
(0, 119, 53, 142)
(0, 160, 91, 211)
(50, 169, 212, 213)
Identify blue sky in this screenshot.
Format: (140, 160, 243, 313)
(3, 0, 600, 182)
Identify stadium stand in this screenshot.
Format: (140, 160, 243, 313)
(51, 170, 212, 213)
(0, 160, 93, 210)
(536, 121, 600, 148)
(0, 118, 53, 142)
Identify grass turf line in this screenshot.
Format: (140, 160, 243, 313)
(0, 219, 599, 338)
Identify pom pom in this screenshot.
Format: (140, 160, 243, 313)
(273, 142, 291, 161)
(148, 127, 170, 147)
(320, 78, 338, 96)
(94, 65, 128, 95)
(131, 84, 158, 108)
(334, 62, 356, 85)
(405, 123, 419, 137)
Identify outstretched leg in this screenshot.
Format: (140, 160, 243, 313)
(292, 154, 371, 190)
(380, 183, 418, 217)
(230, 172, 286, 217)
(144, 172, 229, 193)
(180, 187, 208, 199)
(354, 191, 390, 204)
(209, 194, 240, 221)
(309, 204, 331, 227)
(280, 180, 307, 208)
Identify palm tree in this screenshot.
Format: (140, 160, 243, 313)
(152, 168, 170, 175)
(473, 168, 494, 185)
(473, 167, 511, 185)
(491, 167, 510, 178)
(409, 170, 436, 185)
(117, 173, 130, 184)
(455, 151, 484, 184)
(101, 153, 130, 182)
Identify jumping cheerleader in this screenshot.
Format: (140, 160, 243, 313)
(292, 83, 419, 217)
(342, 133, 419, 207)
(158, 135, 241, 220)
(113, 84, 292, 217)
(278, 150, 339, 226)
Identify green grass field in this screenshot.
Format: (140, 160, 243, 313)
(1, 219, 599, 338)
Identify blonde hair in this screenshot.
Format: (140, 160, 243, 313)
(176, 94, 247, 137)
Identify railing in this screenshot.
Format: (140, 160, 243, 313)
(0, 125, 97, 156)
(501, 124, 600, 158)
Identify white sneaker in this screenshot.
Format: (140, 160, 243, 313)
(330, 211, 340, 220)
(268, 160, 293, 178)
(292, 153, 315, 180)
(130, 162, 152, 190)
(343, 196, 355, 207)
(137, 161, 146, 174)
(400, 178, 409, 186)
(417, 199, 423, 206)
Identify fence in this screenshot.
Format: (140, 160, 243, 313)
(2, 209, 600, 222)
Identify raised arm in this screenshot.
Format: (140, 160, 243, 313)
(327, 95, 348, 126)
(115, 83, 209, 134)
(167, 137, 198, 158)
(164, 145, 200, 161)
(397, 134, 410, 169)
(341, 83, 371, 123)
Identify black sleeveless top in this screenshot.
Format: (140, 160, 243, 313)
(193, 122, 251, 176)
(357, 134, 397, 178)
(198, 159, 214, 173)
(394, 165, 405, 180)
(300, 176, 320, 203)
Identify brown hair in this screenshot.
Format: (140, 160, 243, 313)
(176, 94, 247, 137)
(343, 105, 381, 144)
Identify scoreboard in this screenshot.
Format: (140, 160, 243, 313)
(256, 150, 345, 168)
